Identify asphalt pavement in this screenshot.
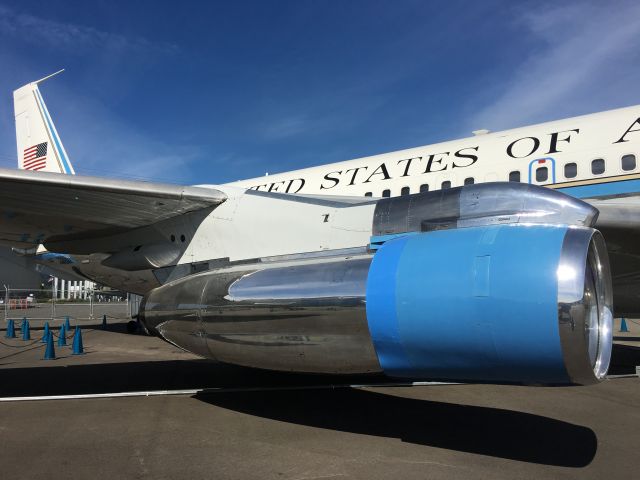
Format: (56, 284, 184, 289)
(0, 317, 638, 480)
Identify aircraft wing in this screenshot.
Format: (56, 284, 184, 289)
(0, 167, 226, 248)
(589, 197, 640, 229)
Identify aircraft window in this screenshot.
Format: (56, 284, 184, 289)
(419, 184, 429, 193)
(401, 187, 410, 196)
(382, 189, 391, 198)
(622, 154, 636, 171)
(564, 163, 577, 178)
(509, 171, 520, 182)
(536, 166, 548, 182)
(592, 158, 605, 175)
(180, 234, 186, 243)
(364, 192, 372, 197)
(464, 177, 474, 185)
(170, 235, 176, 242)
(441, 181, 451, 189)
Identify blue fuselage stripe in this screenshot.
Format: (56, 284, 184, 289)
(554, 178, 640, 199)
(34, 88, 72, 174)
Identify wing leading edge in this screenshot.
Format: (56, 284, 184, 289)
(0, 167, 226, 248)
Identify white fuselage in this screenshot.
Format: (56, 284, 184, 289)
(227, 105, 640, 199)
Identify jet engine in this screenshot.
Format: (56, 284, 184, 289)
(140, 184, 613, 386)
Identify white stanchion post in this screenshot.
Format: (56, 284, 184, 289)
(3, 285, 7, 322)
(52, 279, 57, 319)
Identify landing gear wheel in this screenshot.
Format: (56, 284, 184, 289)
(126, 320, 138, 334)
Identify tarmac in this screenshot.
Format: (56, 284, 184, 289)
(0, 316, 638, 479)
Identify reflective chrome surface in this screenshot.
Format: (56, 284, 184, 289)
(139, 273, 212, 358)
(557, 228, 613, 384)
(140, 254, 382, 374)
(373, 182, 599, 236)
(103, 244, 183, 271)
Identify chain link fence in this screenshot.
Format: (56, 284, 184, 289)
(2, 286, 135, 322)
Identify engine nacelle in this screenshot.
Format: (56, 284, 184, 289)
(140, 224, 612, 385)
(366, 225, 612, 385)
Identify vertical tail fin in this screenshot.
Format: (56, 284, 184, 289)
(13, 70, 75, 174)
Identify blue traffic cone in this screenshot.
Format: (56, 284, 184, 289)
(21, 317, 26, 331)
(72, 326, 84, 355)
(64, 316, 71, 332)
(101, 314, 107, 329)
(44, 332, 56, 360)
(22, 319, 31, 340)
(41, 321, 50, 343)
(57, 324, 67, 347)
(5, 319, 16, 338)
(620, 317, 630, 333)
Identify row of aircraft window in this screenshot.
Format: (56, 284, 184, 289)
(363, 154, 637, 198)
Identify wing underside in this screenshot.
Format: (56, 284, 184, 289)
(0, 168, 226, 248)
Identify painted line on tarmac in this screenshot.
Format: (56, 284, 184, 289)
(0, 381, 460, 402)
(0, 389, 201, 402)
(2, 375, 635, 401)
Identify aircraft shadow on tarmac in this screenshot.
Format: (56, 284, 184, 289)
(2, 341, 637, 395)
(609, 343, 640, 374)
(195, 388, 596, 468)
(0, 357, 598, 468)
(613, 336, 640, 342)
(4, 342, 640, 468)
(0, 359, 388, 397)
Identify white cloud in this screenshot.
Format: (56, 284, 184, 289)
(261, 114, 310, 140)
(50, 90, 203, 183)
(467, 1, 640, 131)
(0, 4, 178, 55)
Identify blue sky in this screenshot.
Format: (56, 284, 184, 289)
(0, 0, 639, 184)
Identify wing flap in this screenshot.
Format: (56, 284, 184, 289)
(0, 168, 226, 247)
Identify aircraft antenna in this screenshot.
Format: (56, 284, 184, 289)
(33, 69, 65, 85)
(472, 129, 490, 136)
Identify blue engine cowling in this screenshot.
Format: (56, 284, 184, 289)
(366, 224, 613, 385)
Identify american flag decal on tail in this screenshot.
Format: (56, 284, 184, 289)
(23, 142, 48, 171)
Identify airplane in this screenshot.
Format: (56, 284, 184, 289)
(2, 73, 638, 387)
